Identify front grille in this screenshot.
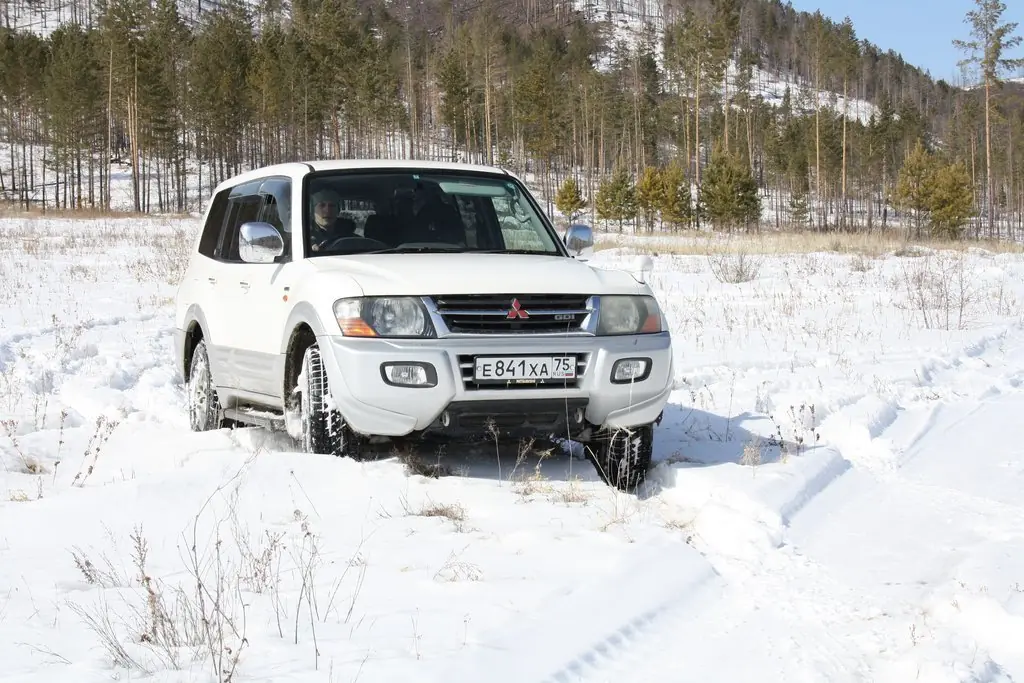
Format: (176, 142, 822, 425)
(431, 294, 590, 334)
(457, 353, 589, 391)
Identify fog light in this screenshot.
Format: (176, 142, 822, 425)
(380, 362, 437, 387)
(612, 358, 650, 383)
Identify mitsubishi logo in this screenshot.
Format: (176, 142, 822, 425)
(507, 298, 530, 319)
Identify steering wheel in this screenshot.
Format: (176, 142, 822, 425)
(319, 235, 389, 252)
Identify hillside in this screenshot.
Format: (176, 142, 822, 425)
(1, 0, 1023, 238)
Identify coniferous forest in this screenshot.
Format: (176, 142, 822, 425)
(1, 0, 1023, 239)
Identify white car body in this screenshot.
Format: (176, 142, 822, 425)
(174, 159, 674, 490)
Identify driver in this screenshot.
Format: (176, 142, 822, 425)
(309, 188, 356, 252)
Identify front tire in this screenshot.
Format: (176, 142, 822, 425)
(187, 339, 222, 431)
(585, 423, 654, 492)
(296, 343, 360, 458)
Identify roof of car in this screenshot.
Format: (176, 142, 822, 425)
(304, 158, 512, 175)
(210, 158, 516, 194)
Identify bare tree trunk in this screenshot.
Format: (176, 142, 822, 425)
(128, 56, 141, 213)
(815, 62, 821, 230)
(841, 75, 848, 230)
(106, 46, 113, 210)
(723, 65, 729, 151)
(694, 63, 701, 189)
(483, 41, 493, 165)
(985, 77, 993, 238)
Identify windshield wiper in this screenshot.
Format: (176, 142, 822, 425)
(364, 245, 469, 254)
(473, 249, 559, 255)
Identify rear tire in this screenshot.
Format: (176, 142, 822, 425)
(187, 339, 223, 432)
(296, 343, 361, 458)
(585, 423, 654, 492)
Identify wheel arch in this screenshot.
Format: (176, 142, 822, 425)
(281, 302, 332, 405)
(181, 305, 212, 381)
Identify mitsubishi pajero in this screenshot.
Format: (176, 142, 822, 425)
(174, 160, 673, 490)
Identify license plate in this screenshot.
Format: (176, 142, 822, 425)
(473, 356, 576, 381)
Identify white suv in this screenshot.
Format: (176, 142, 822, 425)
(174, 160, 673, 490)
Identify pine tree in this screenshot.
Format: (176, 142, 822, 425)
(659, 160, 692, 231)
(437, 46, 470, 157)
(555, 175, 587, 223)
(700, 143, 761, 231)
(45, 23, 103, 209)
(595, 164, 636, 232)
(894, 139, 937, 237)
(635, 165, 663, 231)
(929, 161, 975, 238)
(594, 173, 617, 230)
(789, 191, 810, 228)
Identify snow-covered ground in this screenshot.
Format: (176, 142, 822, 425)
(3, 215, 1024, 682)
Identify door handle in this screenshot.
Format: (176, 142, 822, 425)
(207, 277, 216, 284)
(239, 281, 250, 290)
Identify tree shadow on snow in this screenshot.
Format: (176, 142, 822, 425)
(235, 424, 607, 486)
(653, 402, 817, 468)
(355, 401, 816, 496)
(634, 403, 820, 499)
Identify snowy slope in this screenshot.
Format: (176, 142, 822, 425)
(2, 217, 1024, 681)
(578, 0, 878, 124)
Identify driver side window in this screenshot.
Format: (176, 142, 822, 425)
(218, 193, 263, 263)
(256, 177, 292, 263)
(215, 176, 292, 264)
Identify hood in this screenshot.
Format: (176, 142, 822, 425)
(305, 253, 647, 296)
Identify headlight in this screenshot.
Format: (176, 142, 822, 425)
(333, 297, 435, 338)
(596, 295, 665, 335)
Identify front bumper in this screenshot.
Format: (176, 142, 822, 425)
(315, 331, 673, 439)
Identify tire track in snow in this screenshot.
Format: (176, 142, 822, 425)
(1, 311, 178, 430)
(815, 321, 1024, 474)
(452, 324, 1024, 683)
(485, 477, 898, 683)
(433, 538, 723, 683)
(0, 311, 162, 368)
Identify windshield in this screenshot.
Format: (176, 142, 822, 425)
(302, 170, 565, 257)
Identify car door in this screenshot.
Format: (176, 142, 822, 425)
(209, 180, 268, 392)
(177, 187, 232, 385)
(222, 176, 297, 401)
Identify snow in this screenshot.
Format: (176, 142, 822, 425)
(3, 215, 1024, 681)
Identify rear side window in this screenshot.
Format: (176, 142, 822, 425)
(198, 189, 229, 258)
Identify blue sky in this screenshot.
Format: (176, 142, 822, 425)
(787, 0, 1024, 84)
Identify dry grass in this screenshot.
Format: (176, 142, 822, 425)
(594, 229, 1024, 258)
(67, 522, 247, 678)
(63, 461, 372, 679)
(0, 204, 162, 219)
(433, 547, 482, 582)
(390, 443, 455, 478)
(548, 477, 591, 505)
(0, 214, 197, 286)
(414, 500, 467, 525)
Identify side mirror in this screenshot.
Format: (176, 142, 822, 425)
(564, 223, 594, 260)
(239, 221, 284, 264)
